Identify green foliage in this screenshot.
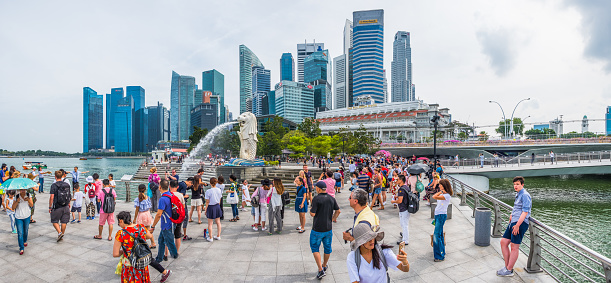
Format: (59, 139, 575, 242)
(257, 116, 288, 157)
(188, 126, 209, 153)
(282, 130, 308, 158)
(495, 118, 524, 137)
(450, 120, 475, 141)
(311, 136, 332, 156)
(297, 117, 321, 138)
(479, 131, 489, 141)
(211, 127, 240, 156)
(524, 128, 556, 139)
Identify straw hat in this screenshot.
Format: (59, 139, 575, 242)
(350, 223, 385, 251)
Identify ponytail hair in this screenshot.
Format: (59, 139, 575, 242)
(138, 184, 147, 202)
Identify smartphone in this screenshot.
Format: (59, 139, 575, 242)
(399, 242, 405, 254)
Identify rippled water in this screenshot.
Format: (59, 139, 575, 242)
(488, 175, 611, 258)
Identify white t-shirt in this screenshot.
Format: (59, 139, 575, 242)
(435, 193, 451, 215)
(217, 183, 226, 193)
(73, 191, 85, 207)
(205, 186, 222, 205)
(242, 185, 251, 201)
(110, 180, 116, 188)
(347, 248, 401, 283)
(15, 195, 32, 220)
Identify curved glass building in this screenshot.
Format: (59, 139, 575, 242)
(239, 44, 264, 114)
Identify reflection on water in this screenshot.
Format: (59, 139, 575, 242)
(489, 175, 611, 258)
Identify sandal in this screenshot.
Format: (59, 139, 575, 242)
(299, 229, 306, 233)
(189, 219, 193, 222)
(236, 217, 240, 220)
(93, 235, 102, 240)
(30, 220, 37, 223)
(229, 219, 236, 222)
(108, 236, 113, 241)
(150, 245, 157, 249)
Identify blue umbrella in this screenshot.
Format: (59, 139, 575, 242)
(0, 178, 39, 191)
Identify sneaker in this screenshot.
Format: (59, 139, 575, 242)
(253, 226, 258, 231)
(163, 255, 168, 261)
(262, 227, 267, 231)
(77, 220, 81, 223)
(12, 230, 17, 234)
(160, 269, 172, 283)
(70, 219, 76, 223)
(213, 236, 221, 240)
(316, 270, 326, 280)
(206, 237, 214, 242)
(497, 267, 514, 277)
(57, 233, 64, 242)
(434, 258, 444, 262)
(323, 264, 328, 273)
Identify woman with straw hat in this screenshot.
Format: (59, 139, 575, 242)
(347, 223, 409, 283)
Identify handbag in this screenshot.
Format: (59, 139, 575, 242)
(281, 192, 290, 205)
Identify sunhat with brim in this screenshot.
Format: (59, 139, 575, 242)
(350, 223, 385, 251)
(86, 176, 94, 183)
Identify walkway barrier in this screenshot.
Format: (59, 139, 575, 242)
(439, 150, 611, 170)
(446, 174, 611, 283)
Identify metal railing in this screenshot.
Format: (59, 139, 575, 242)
(439, 151, 611, 170)
(445, 174, 611, 283)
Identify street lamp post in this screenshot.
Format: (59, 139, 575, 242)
(430, 113, 440, 170)
(509, 98, 531, 138)
(489, 101, 507, 138)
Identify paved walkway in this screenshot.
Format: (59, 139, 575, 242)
(0, 187, 553, 282)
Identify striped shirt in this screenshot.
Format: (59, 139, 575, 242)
(357, 174, 370, 191)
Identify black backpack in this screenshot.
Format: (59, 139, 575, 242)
(404, 187, 419, 214)
(122, 226, 152, 270)
(102, 188, 115, 213)
(54, 182, 71, 207)
(281, 191, 290, 205)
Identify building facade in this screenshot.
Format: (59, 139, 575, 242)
(333, 19, 353, 109)
(252, 66, 271, 116)
(304, 49, 332, 112)
(352, 9, 385, 104)
(274, 80, 315, 124)
(391, 31, 414, 102)
(170, 71, 196, 141)
(190, 103, 218, 132)
(606, 107, 611, 135)
(297, 41, 324, 83)
(114, 96, 134, 152)
(280, 53, 295, 81)
(581, 115, 589, 133)
(147, 102, 170, 151)
(106, 88, 124, 149)
(239, 44, 264, 114)
(202, 69, 225, 124)
(315, 100, 452, 143)
(127, 86, 147, 152)
(262, 90, 276, 115)
(83, 87, 103, 152)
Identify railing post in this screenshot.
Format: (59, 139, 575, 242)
(460, 183, 467, 206)
(451, 179, 457, 196)
(525, 224, 543, 273)
(125, 182, 130, 202)
(602, 261, 611, 283)
(473, 192, 480, 218)
(492, 202, 503, 238)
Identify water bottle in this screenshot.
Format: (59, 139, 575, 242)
(204, 229, 208, 238)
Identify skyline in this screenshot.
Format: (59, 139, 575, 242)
(1, 0, 611, 152)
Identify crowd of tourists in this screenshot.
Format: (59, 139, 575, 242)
(0, 156, 532, 282)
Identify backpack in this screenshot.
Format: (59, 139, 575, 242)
(401, 186, 419, 214)
(102, 188, 115, 213)
(281, 191, 290, 205)
(54, 182, 71, 207)
(415, 176, 425, 193)
(86, 184, 95, 198)
(162, 192, 185, 224)
(334, 172, 342, 182)
(121, 226, 152, 270)
(251, 194, 260, 207)
(355, 243, 390, 283)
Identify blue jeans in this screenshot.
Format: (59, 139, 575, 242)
(309, 230, 333, 254)
(231, 204, 239, 218)
(156, 229, 178, 262)
(16, 216, 30, 251)
(39, 178, 44, 193)
(433, 214, 447, 260)
(8, 212, 16, 231)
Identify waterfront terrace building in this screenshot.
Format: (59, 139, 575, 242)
(315, 100, 452, 143)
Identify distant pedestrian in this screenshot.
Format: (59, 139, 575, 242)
(84, 176, 96, 220)
(309, 181, 341, 279)
(70, 184, 84, 223)
(479, 154, 484, 168)
(49, 170, 71, 242)
(294, 177, 308, 233)
(241, 179, 251, 212)
(133, 184, 156, 248)
(226, 175, 240, 222)
(150, 180, 179, 262)
(267, 178, 284, 235)
(93, 173, 103, 216)
(549, 151, 555, 164)
(94, 179, 116, 241)
(13, 189, 34, 255)
(69, 167, 89, 188)
(35, 166, 50, 193)
(177, 177, 193, 241)
(432, 179, 453, 262)
(497, 176, 531, 277)
(453, 155, 459, 168)
(5, 190, 17, 234)
(148, 168, 161, 213)
(531, 153, 535, 165)
(217, 176, 226, 221)
(188, 175, 204, 224)
(204, 177, 223, 242)
(392, 175, 412, 245)
(252, 179, 270, 231)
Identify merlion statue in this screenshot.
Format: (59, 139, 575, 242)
(237, 112, 258, 160)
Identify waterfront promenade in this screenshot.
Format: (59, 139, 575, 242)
(0, 189, 554, 282)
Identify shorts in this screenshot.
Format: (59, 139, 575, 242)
(173, 222, 183, 239)
(502, 221, 529, 244)
(51, 206, 70, 224)
(99, 212, 115, 225)
(191, 198, 203, 207)
(71, 206, 82, 213)
(310, 230, 333, 254)
(381, 187, 387, 191)
(374, 187, 382, 194)
(335, 181, 341, 188)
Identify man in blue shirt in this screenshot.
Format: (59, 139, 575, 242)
(150, 180, 179, 262)
(497, 176, 532, 277)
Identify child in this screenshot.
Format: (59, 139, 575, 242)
(241, 180, 251, 212)
(84, 176, 96, 220)
(227, 175, 239, 222)
(133, 184, 156, 248)
(94, 179, 116, 241)
(5, 190, 16, 233)
(70, 184, 85, 223)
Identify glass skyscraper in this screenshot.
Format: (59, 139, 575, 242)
(83, 87, 103, 153)
(106, 88, 123, 149)
(202, 69, 225, 124)
(280, 53, 295, 81)
(252, 66, 271, 116)
(239, 45, 264, 114)
(352, 9, 384, 104)
(391, 31, 413, 102)
(170, 71, 196, 141)
(304, 50, 332, 112)
(147, 102, 170, 151)
(297, 41, 324, 83)
(274, 81, 315, 124)
(127, 86, 147, 152)
(127, 86, 145, 112)
(114, 96, 133, 153)
(334, 19, 353, 109)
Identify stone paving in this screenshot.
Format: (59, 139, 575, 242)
(0, 186, 554, 283)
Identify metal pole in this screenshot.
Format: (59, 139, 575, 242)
(492, 202, 503, 237)
(489, 101, 507, 139)
(525, 225, 543, 273)
(509, 98, 530, 138)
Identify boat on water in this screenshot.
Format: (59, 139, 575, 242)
(79, 157, 87, 160)
(22, 161, 48, 170)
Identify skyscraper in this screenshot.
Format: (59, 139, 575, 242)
(334, 19, 353, 109)
(114, 96, 133, 153)
(190, 103, 218, 132)
(126, 86, 145, 112)
(106, 88, 124, 149)
(304, 50, 332, 112)
(383, 69, 388, 103)
(262, 90, 276, 115)
(239, 45, 264, 114)
(202, 69, 225, 124)
(147, 102, 170, 150)
(127, 86, 147, 152)
(170, 71, 196, 141)
(275, 81, 315, 124)
(352, 9, 384, 103)
(280, 53, 295, 81)
(83, 87, 103, 153)
(252, 66, 271, 116)
(391, 31, 413, 102)
(297, 41, 324, 83)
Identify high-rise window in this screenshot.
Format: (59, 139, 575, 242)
(352, 9, 384, 104)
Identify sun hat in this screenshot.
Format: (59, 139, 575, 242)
(350, 223, 385, 251)
(86, 176, 94, 183)
(261, 178, 271, 186)
(315, 181, 327, 190)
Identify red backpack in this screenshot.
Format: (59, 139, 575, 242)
(162, 192, 185, 224)
(85, 183, 96, 198)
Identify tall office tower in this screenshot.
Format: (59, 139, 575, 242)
(353, 9, 384, 103)
(126, 86, 147, 152)
(239, 44, 264, 114)
(274, 81, 315, 124)
(190, 103, 218, 132)
(252, 66, 271, 116)
(297, 41, 324, 83)
(126, 86, 145, 112)
(383, 69, 388, 103)
(170, 71, 196, 141)
(106, 88, 124, 149)
(606, 107, 611, 135)
(83, 87, 103, 152)
(280, 53, 295, 81)
(202, 69, 225, 123)
(147, 102, 170, 150)
(334, 19, 353, 109)
(262, 90, 276, 115)
(304, 50, 332, 112)
(114, 95, 134, 152)
(391, 31, 413, 102)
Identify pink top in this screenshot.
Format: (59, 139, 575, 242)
(253, 187, 270, 205)
(323, 178, 336, 198)
(94, 180, 103, 195)
(148, 173, 160, 184)
(97, 187, 117, 214)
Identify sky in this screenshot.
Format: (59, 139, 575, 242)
(1, 0, 610, 153)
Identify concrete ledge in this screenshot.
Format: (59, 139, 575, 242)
(217, 166, 271, 181)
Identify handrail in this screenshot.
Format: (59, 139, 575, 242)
(445, 174, 611, 283)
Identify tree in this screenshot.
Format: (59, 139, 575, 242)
(188, 126, 209, 153)
(298, 117, 321, 139)
(479, 131, 489, 141)
(524, 128, 556, 139)
(495, 118, 524, 138)
(257, 116, 288, 157)
(211, 127, 240, 156)
(282, 130, 308, 158)
(311, 136, 332, 156)
(352, 124, 381, 155)
(449, 120, 475, 140)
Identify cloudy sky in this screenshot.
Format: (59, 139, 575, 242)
(1, 0, 610, 153)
